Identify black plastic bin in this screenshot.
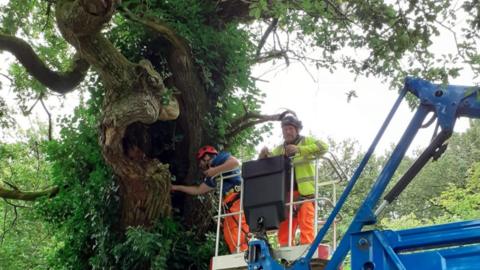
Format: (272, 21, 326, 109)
(242, 156, 287, 230)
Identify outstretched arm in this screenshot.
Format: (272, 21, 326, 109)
(203, 156, 240, 177)
(171, 182, 213, 195)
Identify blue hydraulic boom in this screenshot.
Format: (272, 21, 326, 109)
(246, 77, 480, 270)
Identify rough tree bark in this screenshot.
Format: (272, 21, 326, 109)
(54, 0, 181, 228)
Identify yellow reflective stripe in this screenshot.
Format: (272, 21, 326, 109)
(296, 176, 314, 183)
(292, 158, 314, 165)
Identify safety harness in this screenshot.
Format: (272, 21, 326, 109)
(222, 185, 249, 236)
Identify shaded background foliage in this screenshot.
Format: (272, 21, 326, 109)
(29, 84, 221, 269)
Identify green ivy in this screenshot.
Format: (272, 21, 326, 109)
(111, 219, 218, 270)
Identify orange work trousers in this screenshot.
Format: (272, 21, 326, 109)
(278, 193, 315, 246)
(223, 192, 249, 253)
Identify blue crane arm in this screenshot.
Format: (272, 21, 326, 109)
(321, 77, 480, 270)
(246, 77, 480, 270)
(406, 76, 480, 130)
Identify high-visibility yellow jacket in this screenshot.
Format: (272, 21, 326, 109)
(272, 136, 328, 196)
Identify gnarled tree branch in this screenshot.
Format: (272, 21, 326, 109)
(255, 49, 289, 63)
(256, 18, 279, 59)
(40, 98, 53, 141)
(0, 33, 89, 94)
(0, 185, 59, 201)
(226, 110, 292, 139)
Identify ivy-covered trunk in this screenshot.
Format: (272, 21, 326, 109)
(52, 0, 222, 230)
(55, 0, 182, 228)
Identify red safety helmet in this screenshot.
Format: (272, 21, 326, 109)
(196, 145, 218, 160)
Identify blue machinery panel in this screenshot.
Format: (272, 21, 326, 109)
(246, 77, 480, 270)
(351, 220, 480, 270)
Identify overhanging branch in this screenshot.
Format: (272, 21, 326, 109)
(255, 49, 289, 63)
(0, 34, 89, 94)
(0, 185, 59, 201)
(40, 98, 53, 141)
(256, 18, 279, 59)
(226, 110, 292, 139)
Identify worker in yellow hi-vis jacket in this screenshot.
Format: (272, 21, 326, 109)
(259, 113, 328, 246)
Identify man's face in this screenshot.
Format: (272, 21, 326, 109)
(199, 154, 212, 170)
(282, 125, 298, 144)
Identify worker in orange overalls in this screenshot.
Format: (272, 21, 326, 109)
(172, 145, 249, 253)
(259, 113, 328, 246)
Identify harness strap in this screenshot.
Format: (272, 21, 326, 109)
(223, 192, 241, 210)
(221, 193, 249, 236)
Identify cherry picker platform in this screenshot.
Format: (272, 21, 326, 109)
(210, 153, 346, 270)
(243, 77, 480, 270)
(211, 77, 480, 270)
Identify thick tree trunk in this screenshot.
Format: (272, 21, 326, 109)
(55, 0, 179, 228)
(54, 0, 223, 231)
(118, 160, 172, 227)
(167, 45, 214, 231)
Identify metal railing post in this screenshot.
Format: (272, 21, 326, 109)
(236, 178, 244, 252)
(333, 181, 337, 249)
(211, 169, 243, 255)
(214, 174, 224, 256)
(314, 157, 319, 234)
(288, 158, 295, 247)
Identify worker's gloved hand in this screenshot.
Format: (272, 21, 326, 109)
(203, 167, 219, 177)
(285, 144, 298, 156)
(258, 146, 270, 159)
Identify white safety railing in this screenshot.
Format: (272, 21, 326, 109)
(285, 152, 347, 248)
(212, 152, 347, 256)
(212, 169, 244, 256)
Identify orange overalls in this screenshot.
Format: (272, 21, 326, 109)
(278, 191, 315, 246)
(223, 191, 250, 253)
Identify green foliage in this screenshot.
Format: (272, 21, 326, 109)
(379, 213, 434, 230)
(0, 137, 56, 270)
(379, 159, 480, 231)
(435, 161, 480, 221)
(1, 0, 72, 113)
(386, 120, 480, 219)
(32, 84, 116, 269)
(0, 96, 15, 129)
(111, 0, 266, 151)
(249, 0, 480, 89)
(322, 121, 480, 244)
(112, 220, 217, 270)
